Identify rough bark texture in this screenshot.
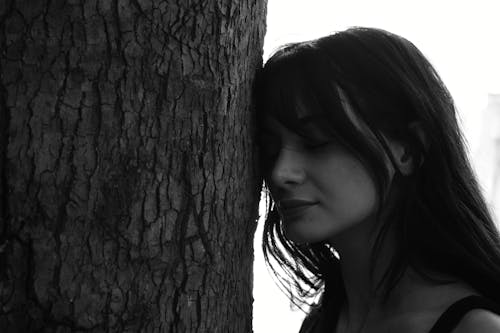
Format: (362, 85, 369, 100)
(0, 0, 266, 332)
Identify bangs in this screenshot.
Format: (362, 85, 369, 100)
(256, 43, 381, 156)
(255, 41, 395, 196)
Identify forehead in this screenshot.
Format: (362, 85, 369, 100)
(259, 117, 294, 144)
(259, 114, 332, 144)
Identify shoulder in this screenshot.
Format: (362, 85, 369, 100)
(299, 293, 337, 333)
(452, 309, 500, 333)
(299, 303, 323, 333)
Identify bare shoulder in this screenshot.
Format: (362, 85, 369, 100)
(453, 309, 500, 333)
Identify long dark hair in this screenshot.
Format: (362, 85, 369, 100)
(254, 27, 500, 318)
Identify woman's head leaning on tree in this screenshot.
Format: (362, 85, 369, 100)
(254, 27, 500, 332)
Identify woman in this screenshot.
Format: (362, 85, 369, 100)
(254, 27, 500, 332)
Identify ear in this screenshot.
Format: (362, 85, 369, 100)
(387, 121, 428, 176)
(409, 121, 428, 152)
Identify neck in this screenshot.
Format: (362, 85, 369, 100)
(326, 173, 471, 332)
(330, 213, 394, 331)
(330, 174, 405, 332)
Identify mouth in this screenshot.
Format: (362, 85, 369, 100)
(278, 199, 318, 209)
(278, 199, 318, 219)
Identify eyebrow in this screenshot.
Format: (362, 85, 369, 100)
(297, 115, 317, 124)
(258, 116, 317, 135)
(257, 127, 279, 141)
(258, 130, 276, 138)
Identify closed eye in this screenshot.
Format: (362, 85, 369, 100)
(303, 141, 332, 150)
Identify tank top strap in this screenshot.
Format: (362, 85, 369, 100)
(428, 295, 500, 333)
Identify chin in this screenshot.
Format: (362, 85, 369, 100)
(284, 226, 331, 245)
(283, 219, 358, 245)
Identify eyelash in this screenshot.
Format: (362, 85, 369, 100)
(304, 142, 330, 150)
(258, 141, 330, 158)
(257, 130, 333, 155)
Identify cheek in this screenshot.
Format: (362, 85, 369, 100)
(317, 159, 378, 219)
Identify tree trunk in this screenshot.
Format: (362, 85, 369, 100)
(0, 0, 266, 332)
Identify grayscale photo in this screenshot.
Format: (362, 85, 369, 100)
(1, 1, 499, 332)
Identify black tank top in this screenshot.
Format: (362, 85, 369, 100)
(299, 295, 500, 333)
(428, 295, 500, 333)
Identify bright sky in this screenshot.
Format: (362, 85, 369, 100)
(253, 1, 500, 332)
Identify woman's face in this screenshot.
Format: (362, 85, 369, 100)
(260, 116, 385, 244)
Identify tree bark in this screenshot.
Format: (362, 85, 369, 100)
(0, 0, 266, 332)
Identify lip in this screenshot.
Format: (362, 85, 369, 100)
(277, 199, 318, 220)
(278, 199, 318, 210)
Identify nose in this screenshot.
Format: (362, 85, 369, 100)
(270, 147, 306, 188)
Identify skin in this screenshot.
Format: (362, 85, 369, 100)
(261, 116, 380, 244)
(260, 115, 500, 333)
(260, 115, 398, 245)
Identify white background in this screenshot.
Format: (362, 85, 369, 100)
(253, 1, 500, 332)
